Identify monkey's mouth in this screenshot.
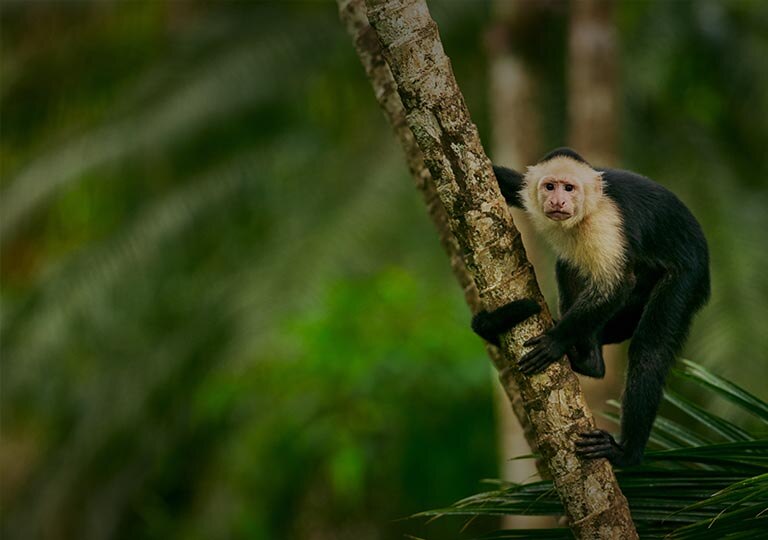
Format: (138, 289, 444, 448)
(545, 211, 572, 221)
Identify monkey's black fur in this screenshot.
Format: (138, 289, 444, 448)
(472, 299, 541, 346)
(473, 148, 710, 467)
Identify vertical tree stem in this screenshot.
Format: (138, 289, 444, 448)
(568, 0, 620, 167)
(337, 0, 543, 474)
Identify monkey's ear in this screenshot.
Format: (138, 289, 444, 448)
(580, 171, 604, 217)
(592, 172, 605, 196)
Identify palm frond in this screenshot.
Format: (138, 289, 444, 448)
(663, 390, 752, 442)
(419, 361, 768, 539)
(673, 359, 768, 424)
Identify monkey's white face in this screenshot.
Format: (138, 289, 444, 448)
(536, 176, 584, 223)
(522, 155, 604, 229)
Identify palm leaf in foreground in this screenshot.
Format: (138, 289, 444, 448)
(416, 361, 768, 539)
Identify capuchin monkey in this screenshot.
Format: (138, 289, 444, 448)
(471, 147, 710, 467)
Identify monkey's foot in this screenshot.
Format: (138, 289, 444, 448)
(575, 430, 625, 465)
(519, 333, 567, 374)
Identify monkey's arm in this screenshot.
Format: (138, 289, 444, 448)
(519, 279, 633, 375)
(493, 165, 525, 208)
(556, 259, 582, 314)
(555, 260, 606, 378)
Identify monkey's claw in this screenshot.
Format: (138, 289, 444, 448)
(518, 333, 566, 375)
(575, 430, 625, 464)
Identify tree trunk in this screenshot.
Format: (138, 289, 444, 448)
(336, 0, 544, 477)
(567, 0, 623, 432)
(343, 0, 638, 537)
(568, 0, 619, 166)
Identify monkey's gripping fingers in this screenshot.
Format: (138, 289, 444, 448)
(575, 430, 625, 465)
(518, 333, 567, 375)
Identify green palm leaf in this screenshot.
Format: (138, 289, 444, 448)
(419, 362, 768, 539)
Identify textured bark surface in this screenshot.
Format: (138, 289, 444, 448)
(355, 0, 638, 537)
(336, 0, 543, 472)
(338, 0, 547, 464)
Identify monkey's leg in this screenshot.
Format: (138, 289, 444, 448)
(554, 260, 605, 377)
(567, 338, 605, 378)
(600, 306, 642, 345)
(471, 299, 541, 346)
(576, 275, 698, 466)
(570, 307, 642, 378)
(570, 307, 641, 377)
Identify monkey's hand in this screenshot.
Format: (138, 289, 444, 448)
(575, 430, 626, 465)
(518, 332, 568, 374)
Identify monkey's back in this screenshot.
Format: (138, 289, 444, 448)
(600, 168, 710, 302)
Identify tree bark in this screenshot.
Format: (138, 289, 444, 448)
(345, 0, 638, 537)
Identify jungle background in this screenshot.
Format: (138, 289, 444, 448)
(1, 1, 767, 539)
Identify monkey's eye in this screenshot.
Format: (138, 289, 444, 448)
(545, 183, 555, 191)
(564, 184, 574, 192)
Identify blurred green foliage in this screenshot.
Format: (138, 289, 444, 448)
(1, 1, 767, 539)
